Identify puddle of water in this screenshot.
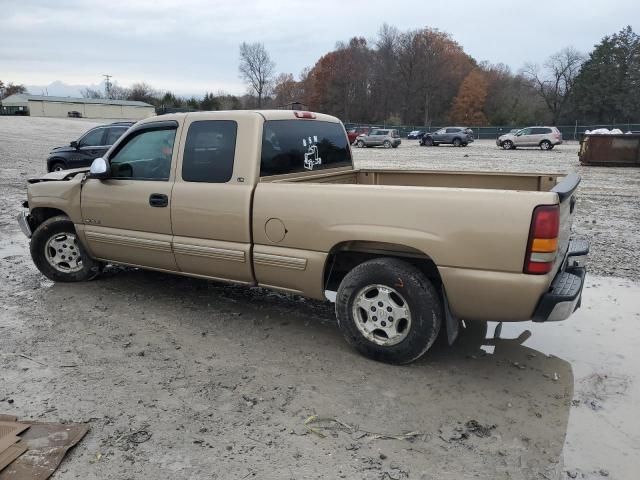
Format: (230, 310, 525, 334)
(481, 276, 640, 478)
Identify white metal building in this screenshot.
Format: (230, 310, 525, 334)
(1, 94, 155, 120)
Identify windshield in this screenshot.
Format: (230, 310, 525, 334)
(260, 120, 352, 176)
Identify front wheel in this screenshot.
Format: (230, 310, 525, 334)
(452, 138, 462, 147)
(356, 140, 365, 148)
(30, 216, 104, 282)
(336, 258, 443, 364)
(49, 161, 66, 172)
(501, 140, 513, 150)
(423, 137, 434, 146)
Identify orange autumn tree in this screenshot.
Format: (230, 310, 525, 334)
(449, 69, 489, 125)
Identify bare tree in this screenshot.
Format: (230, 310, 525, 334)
(239, 42, 275, 108)
(81, 87, 103, 99)
(522, 47, 585, 124)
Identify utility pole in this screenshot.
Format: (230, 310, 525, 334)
(103, 74, 112, 99)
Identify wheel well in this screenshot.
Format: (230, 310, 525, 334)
(30, 207, 68, 229)
(323, 241, 442, 292)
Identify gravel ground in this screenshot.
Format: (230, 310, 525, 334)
(0, 116, 639, 480)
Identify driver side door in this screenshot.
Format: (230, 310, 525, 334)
(80, 121, 182, 271)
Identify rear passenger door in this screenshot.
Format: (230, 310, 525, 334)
(105, 126, 129, 147)
(445, 128, 460, 142)
(170, 117, 254, 284)
(514, 127, 534, 146)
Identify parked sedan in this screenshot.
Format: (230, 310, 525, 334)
(46, 121, 134, 172)
(420, 127, 474, 147)
(407, 130, 425, 139)
(354, 129, 401, 148)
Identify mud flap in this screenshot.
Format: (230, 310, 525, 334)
(442, 289, 459, 345)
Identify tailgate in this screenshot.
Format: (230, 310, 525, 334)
(550, 173, 581, 274)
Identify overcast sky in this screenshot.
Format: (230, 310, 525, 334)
(2, 0, 638, 96)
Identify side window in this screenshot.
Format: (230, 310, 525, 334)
(182, 120, 237, 183)
(79, 128, 105, 147)
(105, 127, 128, 145)
(446, 128, 460, 133)
(109, 128, 176, 181)
(520, 128, 533, 136)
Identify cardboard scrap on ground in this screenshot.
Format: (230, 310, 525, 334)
(0, 418, 30, 472)
(0, 414, 89, 480)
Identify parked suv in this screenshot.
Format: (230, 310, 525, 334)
(420, 127, 474, 147)
(46, 121, 134, 172)
(355, 128, 401, 148)
(497, 127, 562, 150)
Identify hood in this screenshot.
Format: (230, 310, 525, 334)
(50, 145, 75, 154)
(28, 167, 89, 184)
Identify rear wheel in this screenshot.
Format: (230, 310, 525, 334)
(356, 139, 365, 148)
(30, 216, 104, 282)
(452, 138, 462, 147)
(383, 140, 392, 149)
(502, 140, 513, 150)
(540, 140, 552, 150)
(336, 258, 443, 364)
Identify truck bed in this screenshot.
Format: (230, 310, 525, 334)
(265, 168, 562, 192)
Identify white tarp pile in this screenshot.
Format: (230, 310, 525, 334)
(585, 128, 626, 135)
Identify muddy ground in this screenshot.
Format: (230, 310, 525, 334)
(0, 116, 639, 480)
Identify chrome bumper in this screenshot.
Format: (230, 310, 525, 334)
(17, 211, 33, 238)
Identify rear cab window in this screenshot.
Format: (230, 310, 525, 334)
(260, 120, 352, 177)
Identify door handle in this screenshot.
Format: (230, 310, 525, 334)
(149, 193, 168, 207)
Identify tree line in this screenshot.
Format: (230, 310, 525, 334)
(2, 25, 638, 126)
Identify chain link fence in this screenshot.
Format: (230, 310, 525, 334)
(343, 122, 640, 141)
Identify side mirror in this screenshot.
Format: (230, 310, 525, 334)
(89, 157, 110, 179)
(70, 140, 79, 149)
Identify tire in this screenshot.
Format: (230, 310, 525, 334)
(502, 140, 513, 150)
(452, 138, 462, 147)
(383, 140, 392, 149)
(423, 137, 434, 146)
(540, 140, 552, 150)
(356, 140, 365, 148)
(30, 215, 104, 282)
(49, 160, 66, 172)
(336, 258, 443, 364)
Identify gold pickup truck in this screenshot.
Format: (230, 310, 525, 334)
(17, 110, 589, 364)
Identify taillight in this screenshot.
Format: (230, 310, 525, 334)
(524, 205, 559, 274)
(294, 111, 316, 119)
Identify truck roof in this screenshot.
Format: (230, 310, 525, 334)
(140, 110, 342, 125)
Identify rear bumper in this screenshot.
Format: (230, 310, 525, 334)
(532, 238, 589, 322)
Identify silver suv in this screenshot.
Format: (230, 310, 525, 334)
(355, 129, 401, 148)
(497, 126, 563, 150)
